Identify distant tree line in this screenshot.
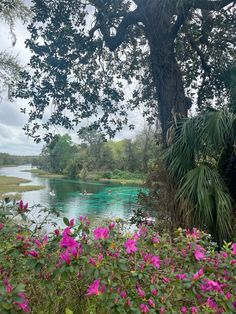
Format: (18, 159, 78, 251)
(0, 152, 39, 166)
(37, 128, 158, 180)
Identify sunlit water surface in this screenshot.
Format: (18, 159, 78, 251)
(0, 165, 148, 225)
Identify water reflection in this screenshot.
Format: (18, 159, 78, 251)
(0, 165, 147, 222)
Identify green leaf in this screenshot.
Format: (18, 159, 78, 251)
(14, 283, 25, 293)
(65, 308, 73, 314)
(63, 217, 70, 226)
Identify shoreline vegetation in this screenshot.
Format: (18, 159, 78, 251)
(23, 168, 145, 186)
(0, 175, 44, 199)
(22, 168, 66, 179)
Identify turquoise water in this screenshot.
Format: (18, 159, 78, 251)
(0, 165, 147, 222)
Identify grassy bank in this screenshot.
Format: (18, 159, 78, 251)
(0, 175, 44, 199)
(98, 178, 144, 185)
(22, 168, 66, 179)
(24, 168, 145, 186)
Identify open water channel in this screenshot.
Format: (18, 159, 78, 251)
(0, 165, 147, 223)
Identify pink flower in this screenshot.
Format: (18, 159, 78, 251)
(60, 235, 78, 249)
(120, 290, 127, 299)
(148, 298, 155, 308)
(19, 200, 24, 210)
(181, 249, 187, 258)
(109, 222, 115, 230)
(151, 288, 157, 296)
(193, 268, 204, 280)
(0, 223, 3, 230)
(34, 236, 48, 249)
(225, 292, 231, 300)
(138, 225, 147, 236)
(124, 239, 137, 254)
(136, 286, 145, 298)
(181, 306, 187, 314)
(191, 306, 198, 313)
(54, 228, 60, 236)
(3, 278, 13, 293)
(206, 297, 217, 309)
(201, 280, 222, 293)
(79, 215, 85, 222)
(62, 227, 71, 236)
(151, 255, 160, 269)
(28, 250, 38, 258)
(89, 253, 103, 267)
(18, 200, 28, 212)
(194, 245, 205, 261)
(69, 218, 74, 227)
(93, 227, 109, 240)
(162, 277, 170, 284)
(152, 236, 159, 244)
(140, 304, 149, 313)
(15, 292, 30, 313)
(176, 274, 187, 280)
(60, 251, 71, 264)
(232, 243, 236, 255)
(86, 279, 105, 296)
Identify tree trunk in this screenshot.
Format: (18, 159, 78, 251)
(142, 0, 190, 144)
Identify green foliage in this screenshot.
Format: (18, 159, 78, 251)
(112, 169, 144, 180)
(164, 109, 236, 244)
(39, 134, 78, 174)
(0, 153, 38, 166)
(39, 129, 157, 180)
(0, 0, 31, 93)
(0, 205, 236, 313)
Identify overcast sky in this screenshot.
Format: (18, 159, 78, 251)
(0, 9, 147, 156)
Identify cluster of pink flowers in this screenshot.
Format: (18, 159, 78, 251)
(124, 238, 138, 254)
(86, 279, 105, 296)
(59, 227, 82, 264)
(93, 227, 109, 240)
(2, 278, 30, 313)
(1, 208, 236, 314)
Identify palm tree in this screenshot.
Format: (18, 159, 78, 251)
(164, 108, 236, 244)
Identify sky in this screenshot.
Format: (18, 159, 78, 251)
(0, 6, 146, 156)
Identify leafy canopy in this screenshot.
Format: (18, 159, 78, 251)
(15, 0, 236, 142)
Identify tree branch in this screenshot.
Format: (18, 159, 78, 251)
(190, 0, 235, 11)
(186, 32, 211, 76)
(95, 9, 142, 51)
(169, 6, 190, 39)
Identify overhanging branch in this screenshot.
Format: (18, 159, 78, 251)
(190, 0, 235, 11)
(95, 9, 142, 51)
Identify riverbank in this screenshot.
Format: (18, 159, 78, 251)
(0, 175, 43, 199)
(22, 168, 66, 179)
(24, 168, 145, 186)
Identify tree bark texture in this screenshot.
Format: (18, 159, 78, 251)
(141, 0, 189, 143)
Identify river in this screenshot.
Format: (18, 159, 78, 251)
(0, 165, 147, 224)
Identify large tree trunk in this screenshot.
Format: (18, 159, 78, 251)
(142, 0, 190, 144)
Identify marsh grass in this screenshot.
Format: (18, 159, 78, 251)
(0, 175, 44, 198)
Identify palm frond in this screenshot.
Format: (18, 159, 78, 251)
(176, 164, 232, 243)
(164, 109, 236, 244)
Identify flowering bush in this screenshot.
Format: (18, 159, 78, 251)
(0, 203, 236, 313)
